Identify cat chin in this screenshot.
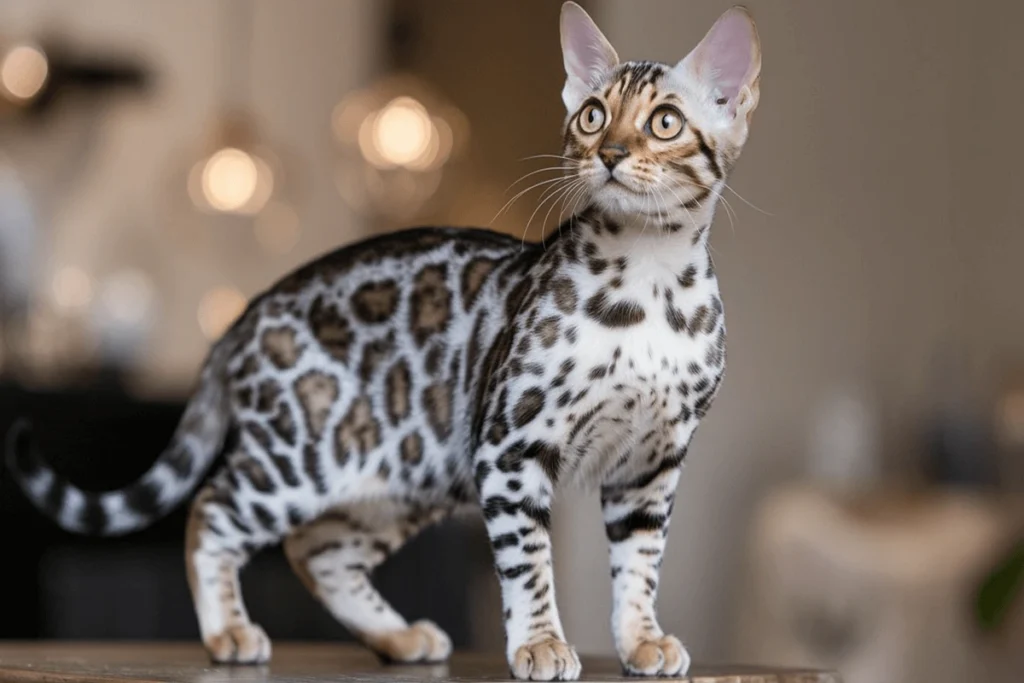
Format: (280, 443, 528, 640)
(591, 187, 650, 218)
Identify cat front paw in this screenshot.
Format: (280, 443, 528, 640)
(622, 635, 690, 677)
(205, 624, 272, 664)
(510, 638, 582, 681)
(368, 620, 453, 663)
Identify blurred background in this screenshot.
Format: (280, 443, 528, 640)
(0, 1, 1021, 682)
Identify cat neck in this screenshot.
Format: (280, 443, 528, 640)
(554, 197, 717, 266)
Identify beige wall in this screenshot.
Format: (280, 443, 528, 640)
(554, 0, 1022, 660)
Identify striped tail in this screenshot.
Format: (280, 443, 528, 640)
(5, 351, 231, 536)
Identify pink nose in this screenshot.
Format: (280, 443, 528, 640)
(598, 144, 629, 170)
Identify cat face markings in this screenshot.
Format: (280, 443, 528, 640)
(559, 3, 761, 224)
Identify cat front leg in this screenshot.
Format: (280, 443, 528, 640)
(601, 459, 689, 677)
(474, 439, 580, 681)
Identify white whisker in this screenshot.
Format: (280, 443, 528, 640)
(721, 181, 772, 216)
(527, 178, 582, 243)
(519, 153, 578, 163)
(491, 176, 571, 228)
(503, 165, 578, 194)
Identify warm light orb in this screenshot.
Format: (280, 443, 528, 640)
(0, 44, 48, 103)
(370, 97, 435, 168)
(201, 147, 261, 212)
(198, 286, 247, 340)
(51, 266, 94, 310)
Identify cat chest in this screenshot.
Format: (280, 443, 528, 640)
(509, 279, 726, 483)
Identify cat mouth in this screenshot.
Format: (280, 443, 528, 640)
(605, 177, 640, 194)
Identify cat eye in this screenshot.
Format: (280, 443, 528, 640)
(577, 101, 606, 135)
(648, 105, 684, 140)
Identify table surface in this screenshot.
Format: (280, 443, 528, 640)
(0, 642, 840, 683)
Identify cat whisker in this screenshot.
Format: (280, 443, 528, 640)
(527, 177, 583, 244)
(523, 176, 579, 248)
(702, 188, 737, 237)
(519, 153, 579, 163)
(565, 182, 591, 242)
(721, 181, 773, 216)
(566, 182, 590, 223)
(678, 178, 740, 228)
(546, 178, 588, 238)
(503, 165, 578, 194)
(491, 176, 572, 229)
(651, 177, 687, 224)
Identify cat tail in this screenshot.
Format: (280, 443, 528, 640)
(5, 344, 233, 536)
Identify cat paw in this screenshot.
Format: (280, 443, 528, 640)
(622, 635, 690, 677)
(205, 624, 272, 664)
(369, 620, 453, 663)
(511, 638, 582, 681)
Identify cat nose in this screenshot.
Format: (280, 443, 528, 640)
(598, 144, 629, 170)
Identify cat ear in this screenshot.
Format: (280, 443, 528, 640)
(560, 1, 619, 112)
(678, 6, 761, 122)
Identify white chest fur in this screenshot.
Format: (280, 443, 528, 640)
(513, 230, 726, 489)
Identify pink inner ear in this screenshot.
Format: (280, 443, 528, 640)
(697, 12, 754, 101)
(562, 7, 616, 86)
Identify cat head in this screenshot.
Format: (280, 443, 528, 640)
(560, 2, 760, 221)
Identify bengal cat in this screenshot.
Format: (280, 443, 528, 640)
(6, 3, 760, 680)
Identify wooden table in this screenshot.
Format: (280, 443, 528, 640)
(0, 643, 840, 683)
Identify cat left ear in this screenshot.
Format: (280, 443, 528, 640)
(677, 6, 761, 123)
(560, 1, 619, 112)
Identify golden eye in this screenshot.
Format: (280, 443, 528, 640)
(577, 102, 606, 135)
(648, 105, 684, 140)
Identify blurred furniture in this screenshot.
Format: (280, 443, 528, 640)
(735, 486, 1024, 683)
(0, 380, 491, 645)
(0, 642, 842, 683)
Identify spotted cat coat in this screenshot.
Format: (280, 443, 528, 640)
(7, 4, 761, 681)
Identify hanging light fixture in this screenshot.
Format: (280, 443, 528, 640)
(185, 0, 291, 222)
(332, 0, 468, 222)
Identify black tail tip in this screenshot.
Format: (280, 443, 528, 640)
(5, 418, 40, 476)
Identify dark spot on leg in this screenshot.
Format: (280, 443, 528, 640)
(513, 388, 545, 428)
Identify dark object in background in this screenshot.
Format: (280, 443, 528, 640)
(976, 536, 1024, 633)
(2, 38, 150, 121)
(0, 380, 482, 644)
(921, 351, 999, 488)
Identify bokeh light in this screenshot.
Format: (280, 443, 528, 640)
(188, 146, 274, 216)
(0, 44, 48, 103)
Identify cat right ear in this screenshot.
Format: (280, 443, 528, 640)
(560, 2, 618, 112)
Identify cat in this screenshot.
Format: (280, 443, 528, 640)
(6, 3, 760, 680)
